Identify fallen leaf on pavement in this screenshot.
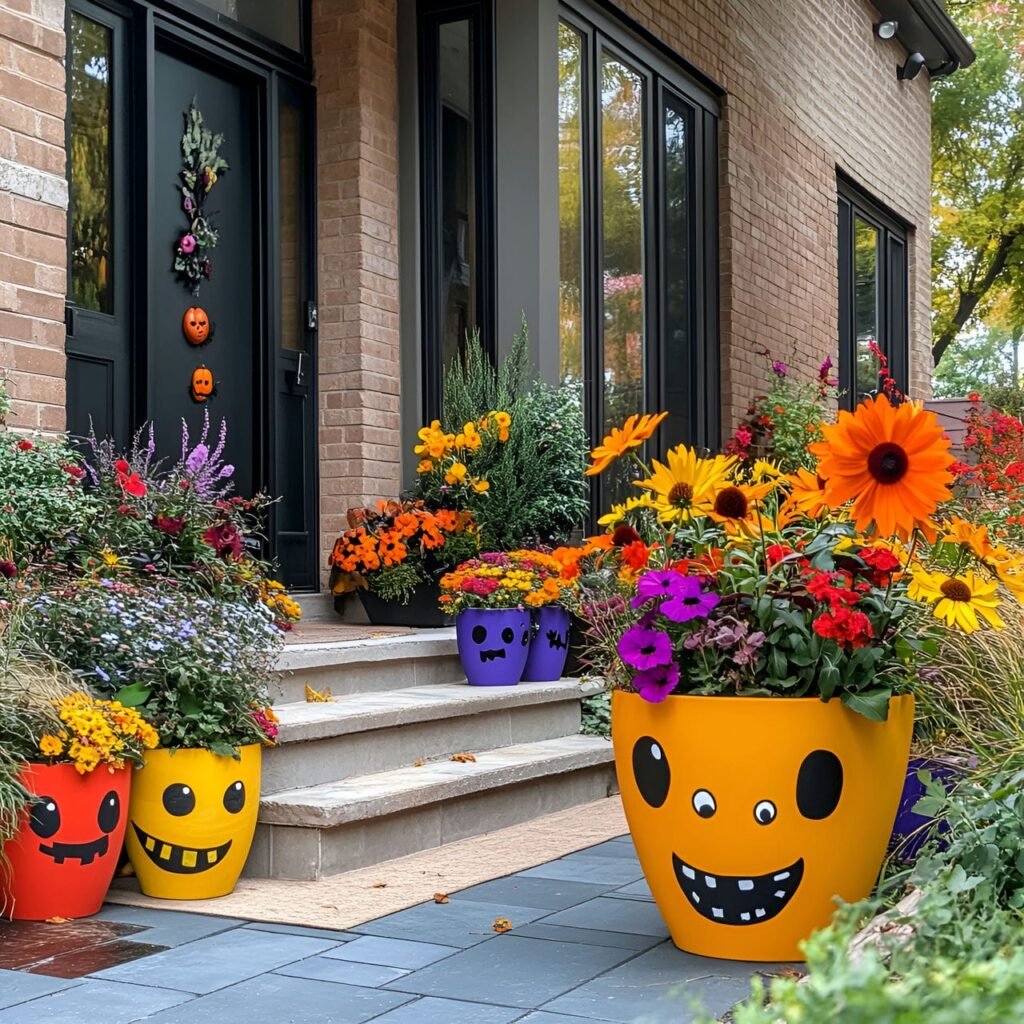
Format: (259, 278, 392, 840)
(492, 917, 512, 933)
(451, 752, 477, 763)
(433, 892, 449, 904)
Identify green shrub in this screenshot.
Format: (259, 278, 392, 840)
(436, 321, 590, 549)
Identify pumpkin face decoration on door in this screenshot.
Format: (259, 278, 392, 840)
(613, 691, 914, 961)
(125, 746, 261, 900)
(182, 307, 212, 346)
(0, 763, 132, 920)
(189, 365, 216, 403)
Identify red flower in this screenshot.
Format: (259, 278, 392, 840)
(611, 524, 642, 547)
(203, 523, 244, 559)
(0, 560, 17, 579)
(153, 515, 186, 536)
(621, 540, 650, 570)
(16, 440, 33, 451)
(805, 570, 860, 612)
(118, 504, 131, 515)
(812, 606, 874, 649)
(765, 543, 794, 568)
(968, 392, 981, 403)
(63, 464, 86, 479)
(859, 547, 901, 586)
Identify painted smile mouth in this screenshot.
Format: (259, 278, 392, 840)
(132, 823, 232, 874)
(39, 835, 109, 866)
(672, 854, 804, 925)
(546, 631, 567, 650)
(480, 649, 507, 662)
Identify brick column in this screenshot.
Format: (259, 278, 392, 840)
(0, 0, 68, 432)
(313, 0, 402, 579)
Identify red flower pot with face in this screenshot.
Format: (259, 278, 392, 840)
(1, 762, 131, 920)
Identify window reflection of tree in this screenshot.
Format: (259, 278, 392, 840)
(69, 13, 113, 315)
(854, 217, 880, 400)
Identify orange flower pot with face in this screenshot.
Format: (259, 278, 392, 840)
(1, 762, 132, 920)
(613, 690, 914, 962)
(125, 745, 260, 900)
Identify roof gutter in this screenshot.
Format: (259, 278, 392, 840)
(872, 0, 975, 78)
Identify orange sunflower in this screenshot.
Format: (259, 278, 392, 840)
(809, 395, 953, 540)
(785, 467, 831, 518)
(585, 412, 669, 477)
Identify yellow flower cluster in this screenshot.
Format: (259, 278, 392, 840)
(260, 578, 302, 624)
(414, 411, 510, 493)
(40, 692, 159, 775)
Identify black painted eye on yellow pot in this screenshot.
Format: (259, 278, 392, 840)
(125, 746, 261, 900)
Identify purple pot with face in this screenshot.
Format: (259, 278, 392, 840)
(456, 608, 531, 686)
(522, 605, 571, 682)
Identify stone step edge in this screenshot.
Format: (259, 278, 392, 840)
(258, 735, 615, 830)
(276, 629, 457, 673)
(270, 677, 608, 744)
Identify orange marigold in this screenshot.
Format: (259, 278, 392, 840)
(585, 412, 669, 477)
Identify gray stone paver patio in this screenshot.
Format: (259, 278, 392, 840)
(0, 837, 789, 1023)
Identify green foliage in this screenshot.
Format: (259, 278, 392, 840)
(438, 321, 590, 549)
(932, 3, 1024, 363)
(370, 562, 421, 604)
(982, 381, 1024, 419)
(580, 690, 611, 738)
(934, 324, 1019, 397)
(726, 352, 839, 473)
(27, 578, 281, 754)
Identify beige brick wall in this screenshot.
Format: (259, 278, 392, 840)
(0, 0, 68, 432)
(611, 0, 933, 430)
(313, 0, 402, 573)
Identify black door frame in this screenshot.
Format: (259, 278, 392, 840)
(65, 0, 319, 589)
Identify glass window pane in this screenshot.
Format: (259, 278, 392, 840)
(279, 102, 304, 351)
(439, 19, 476, 370)
(69, 12, 113, 315)
(601, 53, 645, 497)
(558, 22, 585, 386)
(854, 216, 879, 398)
(663, 97, 690, 445)
(191, 0, 302, 52)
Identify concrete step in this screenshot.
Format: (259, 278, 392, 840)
(274, 630, 462, 703)
(250, 734, 617, 880)
(262, 678, 606, 795)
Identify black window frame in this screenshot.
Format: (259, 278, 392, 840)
(416, 0, 496, 421)
(837, 175, 910, 407)
(558, 0, 720, 513)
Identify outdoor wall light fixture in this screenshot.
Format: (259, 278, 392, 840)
(897, 52, 928, 80)
(874, 20, 899, 40)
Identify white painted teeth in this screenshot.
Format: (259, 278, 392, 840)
(774, 890, 786, 899)
(740, 912, 751, 922)
(691, 891, 700, 904)
(738, 879, 754, 891)
(712, 907, 724, 919)
(704, 875, 717, 889)
(755, 908, 766, 918)
(681, 865, 695, 880)
(774, 872, 790, 881)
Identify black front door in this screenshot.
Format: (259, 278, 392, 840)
(65, 1, 319, 590)
(150, 45, 258, 499)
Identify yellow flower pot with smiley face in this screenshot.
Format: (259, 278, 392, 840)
(613, 690, 913, 962)
(126, 745, 261, 899)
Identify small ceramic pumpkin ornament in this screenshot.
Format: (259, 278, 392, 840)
(190, 365, 216, 403)
(182, 307, 213, 346)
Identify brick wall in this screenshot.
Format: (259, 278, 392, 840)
(0, 0, 68, 432)
(612, 0, 933, 432)
(313, 0, 402, 574)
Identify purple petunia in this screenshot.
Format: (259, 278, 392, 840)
(772, 360, 788, 378)
(617, 625, 673, 671)
(659, 576, 720, 623)
(179, 233, 197, 255)
(633, 662, 680, 703)
(633, 569, 687, 606)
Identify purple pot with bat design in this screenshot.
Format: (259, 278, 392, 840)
(522, 606, 571, 682)
(456, 608, 531, 686)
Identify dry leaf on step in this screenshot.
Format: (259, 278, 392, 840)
(305, 683, 333, 703)
(433, 892, 449, 904)
(492, 917, 512, 933)
(45, 916, 70, 924)
(371, 881, 388, 889)
(451, 752, 477, 763)
(413, 758, 425, 767)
